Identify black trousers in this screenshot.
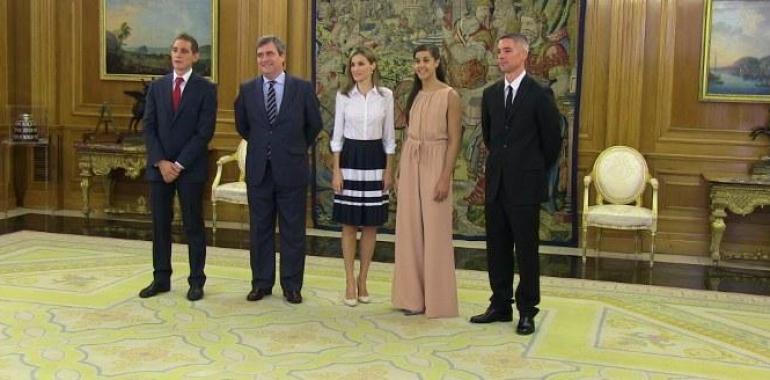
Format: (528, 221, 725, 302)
(484, 198, 540, 317)
(247, 162, 307, 291)
(149, 180, 207, 287)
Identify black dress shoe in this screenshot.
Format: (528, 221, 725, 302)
(283, 289, 302, 304)
(469, 307, 513, 323)
(246, 287, 272, 301)
(138, 282, 170, 298)
(187, 285, 204, 301)
(516, 315, 536, 335)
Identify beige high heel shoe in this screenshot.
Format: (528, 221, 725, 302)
(344, 283, 357, 307)
(357, 276, 370, 304)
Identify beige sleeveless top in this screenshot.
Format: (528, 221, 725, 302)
(406, 87, 453, 143)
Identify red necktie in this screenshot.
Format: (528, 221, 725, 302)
(172, 77, 184, 112)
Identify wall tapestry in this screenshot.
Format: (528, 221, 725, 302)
(313, 0, 584, 244)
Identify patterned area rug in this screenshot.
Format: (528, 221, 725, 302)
(1, 231, 768, 379)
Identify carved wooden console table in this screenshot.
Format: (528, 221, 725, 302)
(703, 173, 770, 266)
(74, 142, 147, 218)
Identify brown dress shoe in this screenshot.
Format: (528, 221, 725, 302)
(139, 281, 170, 298)
(246, 287, 272, 301)
(283, 289, 302, 304)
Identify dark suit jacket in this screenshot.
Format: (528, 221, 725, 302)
(143, 73, 218, 183)
(234, 74, 323, 188)
(481, 75, 562, 205)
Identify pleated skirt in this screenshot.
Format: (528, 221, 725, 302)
(332, 139, 389, 226)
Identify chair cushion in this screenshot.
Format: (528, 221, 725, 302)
(585, 204, 654, 229)
(213, 182, 248, 205)
(593, 146, 648, 204)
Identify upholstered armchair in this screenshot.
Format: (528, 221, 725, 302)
(211, 139, 248, 235)
(582, 146, 659, 267)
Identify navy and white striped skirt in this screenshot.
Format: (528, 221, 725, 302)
(332, 139, 389, 226)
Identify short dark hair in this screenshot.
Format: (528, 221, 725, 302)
(497, 33, 530, 53)
(173, 33, 199, 53)
(256, 35, 286, 56)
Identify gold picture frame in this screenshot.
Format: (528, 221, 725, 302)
(700, 0, 770, 103)
(100, 0, 218, 82)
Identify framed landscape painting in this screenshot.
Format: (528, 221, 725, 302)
(100, 0, 218, 82)
(700, 0, 770, 102)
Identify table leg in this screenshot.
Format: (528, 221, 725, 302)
(103, 172, 115, 213)
(78, 159, 92, 219)
(709, 204, 726, 266)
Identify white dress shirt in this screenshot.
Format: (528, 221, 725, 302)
(170, 68, 193, 170)
(173, 68, 193, 94)
(330, 85, 396, 154)
(262, 71, 286, 114)
(504, 70, 526, 106)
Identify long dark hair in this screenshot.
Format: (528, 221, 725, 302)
(341, 47, 382, 97)
(405, 44, 447, 119)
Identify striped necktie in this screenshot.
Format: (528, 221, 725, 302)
(266, 80, 277, 125)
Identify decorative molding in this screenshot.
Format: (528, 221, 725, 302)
(0, 0, 8, 127)
(257, 0, 288, 46)
(30, 0, 57, 124)
(647, 1, 769, 155)
(721, 249, 770, 263)
(667, 126, 767, 137)
(712, 186, 770, 216)
(605, 0, 646, 147)
(657, 132, 768, 149)
(287, 0, 312, 78)
(650, 0, 676, 144)
(578, 0, 611, 147)
(237, 0, 253, 81)
(645, 152, 761, 163)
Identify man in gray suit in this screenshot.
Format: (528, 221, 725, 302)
(234, 35, 322, 304)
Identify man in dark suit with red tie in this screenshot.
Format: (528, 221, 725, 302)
(234, 35, 322, 304)
(139, 33, 217, 301)
(470, 33, 562, 335)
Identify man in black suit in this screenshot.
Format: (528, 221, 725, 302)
(234, 35, 322, 304)
(470, 33, 562, 335)
(139, 33, 217, 301)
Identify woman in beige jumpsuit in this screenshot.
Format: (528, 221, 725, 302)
(391, 45, 463, 318)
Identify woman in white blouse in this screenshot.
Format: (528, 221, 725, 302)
(330, 47, 396, 306)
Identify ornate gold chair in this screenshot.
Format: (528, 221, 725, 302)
(582, 146, 659, 267)
(211, 139, 248, 235)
